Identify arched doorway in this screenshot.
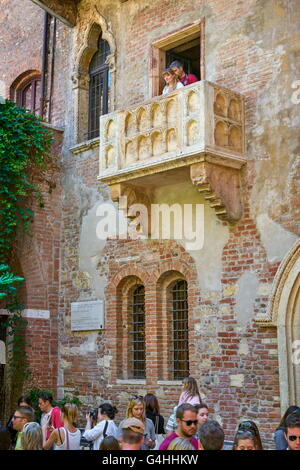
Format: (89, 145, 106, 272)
(268, 240, 300, 412)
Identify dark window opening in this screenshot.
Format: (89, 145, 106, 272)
(130, 285, 146, 379)
(88, 36, 110, 140)
(171, 280, 189, 380)
(16, 77, 41, 115)
(166, 36, 200, 79)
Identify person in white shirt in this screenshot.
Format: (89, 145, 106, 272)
(83, 403, 118, 450)
(162, 68, 184, 95)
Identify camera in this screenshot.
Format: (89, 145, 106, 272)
(88, 409, 98, 421)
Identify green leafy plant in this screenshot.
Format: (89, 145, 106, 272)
(0, 100, 53, 264)
(0, 264, 24, 299)
(0, 100, 54, 405)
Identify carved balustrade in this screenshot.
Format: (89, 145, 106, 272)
(98, 80, 246, 222)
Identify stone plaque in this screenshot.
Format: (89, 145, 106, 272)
(71, 300, 104, 331)
(0, 340, 6, 364)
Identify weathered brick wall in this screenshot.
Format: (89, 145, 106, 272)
(1, 0, 299, 449)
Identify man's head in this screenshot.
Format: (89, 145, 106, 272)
(38, 391, 53, 413)
(176, 404, 198, 437)
(12, 406, 34, 432)
(198, 420, 224, 450)
(169, 60, 185, 79)
(120, 418, 145, 450)
(285, 412, 300, 450)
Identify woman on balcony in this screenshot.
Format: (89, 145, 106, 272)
(162, 68, 184, 95)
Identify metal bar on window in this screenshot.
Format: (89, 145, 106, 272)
(171, 280, 189, 380)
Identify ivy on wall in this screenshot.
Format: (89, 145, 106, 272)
(0, 100, 53, 264)
(0, 100, 54, 399)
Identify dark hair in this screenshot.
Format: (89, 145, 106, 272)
(194, 402, 208, 412)
(169, 60, 183, 69)
(277, 406, 300, 430)
(198, 420, 224, 450)
(285, 412, 300, 432)
(232, 430, 256, 450)
(144, 393, 160, 415)
(38, 392, 53, 404)
(18, 395, 32, 407)
(238, 420, 263, 450)
(17, 406, 35, 423)
(0, 426, 11, 450)
(121, 428, 143, 444)
(99, 436, 120, 450)
(99, 403, 118, 420)
(176, 403, 197, 420)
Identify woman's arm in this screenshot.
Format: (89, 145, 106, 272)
(146, 419, 156, 449)
(83, 420, 104, 442)
(43, 428, 59, 450)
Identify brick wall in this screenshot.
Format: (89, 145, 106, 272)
(1, 0, 299, 449)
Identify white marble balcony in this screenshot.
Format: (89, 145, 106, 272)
(98, 80, 245, 183)
(98, 80, 246, 222)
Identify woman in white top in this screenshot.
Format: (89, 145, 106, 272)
(83, 403, 118, 450)
(162, 68, 184, 95)
(42, 403, 81, 450)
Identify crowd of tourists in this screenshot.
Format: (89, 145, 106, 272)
(1, 378, 300, 451)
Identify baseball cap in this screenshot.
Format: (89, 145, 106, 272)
(121, 418, 145, 434)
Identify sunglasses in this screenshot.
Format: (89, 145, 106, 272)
(288, 435, 300, 442)
(131, 395, 144, 400)
(181, 419, 198, 426)
(12, 415, 23, 420)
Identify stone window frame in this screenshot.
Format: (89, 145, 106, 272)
(73, 16, 116, 144)
(150, 19, 205, 98)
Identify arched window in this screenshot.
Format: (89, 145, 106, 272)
(130, 285, 146, 379)
(10, 71, 41, 115)
(171, 279, 189, 379)
(88, 36, 110, 139)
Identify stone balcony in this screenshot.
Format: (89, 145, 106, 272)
(98, 80, 246, 222)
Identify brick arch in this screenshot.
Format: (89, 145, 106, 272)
(105, 270, 149, 382)
(109, 265, 151, 290)
(153, 258, 198, 286)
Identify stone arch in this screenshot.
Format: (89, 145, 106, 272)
(266, 240, 300, 411)
(73, 13, 116, 143)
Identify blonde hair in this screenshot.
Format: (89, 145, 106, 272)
(61, 403, 78, 426)
(162, 67, 179, 86)
(126, 396, 145, 422)
(167, 437, 195, 450)
(21, 422, 43, 450)
(182, 377, 201, 401)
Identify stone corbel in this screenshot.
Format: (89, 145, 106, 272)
(110, 183, 153, 236)
(190, 161, 243, 223)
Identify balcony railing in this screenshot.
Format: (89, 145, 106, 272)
(98, 80, 245, 185)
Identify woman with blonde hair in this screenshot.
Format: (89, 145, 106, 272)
(42, 403, 81, 450)
(117, 395, 156, 450)
(162, 67, 184, 95)
(21, 422, 43, 450)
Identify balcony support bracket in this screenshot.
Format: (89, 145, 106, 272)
(190, 161, 243, 223)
